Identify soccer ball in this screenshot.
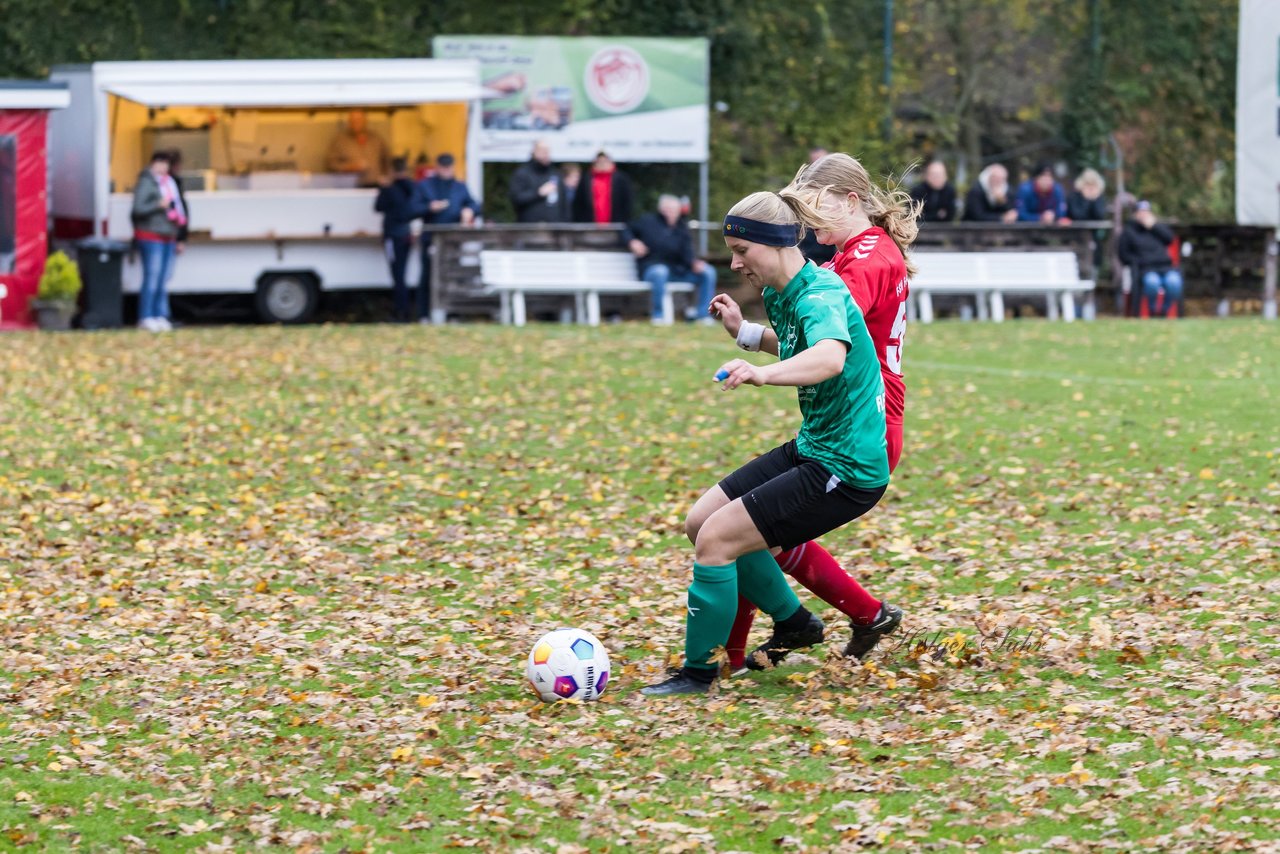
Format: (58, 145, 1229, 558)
(525, 628, 611, 703)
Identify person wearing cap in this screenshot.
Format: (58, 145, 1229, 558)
(414, 153, 480, 323)
(571, 151, 634, 225)
(641, 190, 889, 697)
(1118, 200, 1182, 318)
(1014, 162, 1068, 223)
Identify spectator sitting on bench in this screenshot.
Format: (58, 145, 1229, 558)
(1015, 162, 1068, 223)
(1118, 200, 1182, 318)
(625, 194, 717, 325)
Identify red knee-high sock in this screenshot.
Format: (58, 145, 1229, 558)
(725, 595, 756, 670)
(778, 541, 881, 625)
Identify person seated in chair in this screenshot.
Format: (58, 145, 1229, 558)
(1118, 200, 1182, 318)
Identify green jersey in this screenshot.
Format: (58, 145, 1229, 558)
(761, 261, 889, 489)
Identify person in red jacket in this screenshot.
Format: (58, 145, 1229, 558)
(571, 150, 634, 225)
(713, 152, 917, 669)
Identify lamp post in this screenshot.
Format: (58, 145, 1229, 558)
(1105, 133, 1128, 314)
(883, 0, 894, 143)
(1265, 185, 1278, 320)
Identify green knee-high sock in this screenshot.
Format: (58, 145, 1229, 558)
(684, 561, 738, 670)
(736, 550, 801, 622)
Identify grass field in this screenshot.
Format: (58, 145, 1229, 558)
(1, 319, 1278, 853)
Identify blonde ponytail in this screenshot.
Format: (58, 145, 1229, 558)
(865, 180, 920, 278)
(781, 153, 921, 277)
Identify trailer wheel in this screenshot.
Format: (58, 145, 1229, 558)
(256, 272, 319, 324)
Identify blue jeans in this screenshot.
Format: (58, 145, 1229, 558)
(1142, 269, 1183, 318)
(138, 239, 176, 321)
(643, 263, 718, 320)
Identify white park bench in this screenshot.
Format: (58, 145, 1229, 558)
(910, 251, 1096, 323)
(479, 250, 691, 326)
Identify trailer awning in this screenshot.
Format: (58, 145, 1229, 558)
(94, 59, 486, 107)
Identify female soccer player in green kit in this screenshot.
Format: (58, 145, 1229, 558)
(718, 153, 915, 671)
(641, 191, 890, 696)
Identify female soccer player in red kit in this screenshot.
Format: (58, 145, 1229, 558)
(713, 153, 917, 669)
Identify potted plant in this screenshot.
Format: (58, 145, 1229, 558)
(32, 250, 81, 331)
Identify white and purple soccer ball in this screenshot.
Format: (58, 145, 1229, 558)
(525, 628, 611, 703)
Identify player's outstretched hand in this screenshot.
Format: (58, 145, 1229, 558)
(714, 359, 767, 390)
(709, 294, 742, 336)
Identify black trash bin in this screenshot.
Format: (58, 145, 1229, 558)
(76, 237, 130, 330)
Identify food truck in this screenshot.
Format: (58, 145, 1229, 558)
(49, 59, 485, 323)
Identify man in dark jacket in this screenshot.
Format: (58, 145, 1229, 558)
(625, 194, 717, 324)
(572, 151, 633, 225)
(509, 140, 568, 223)
(1118, 200, 1182, 318)
(375, 157, 424, 322)
(415, 153, 479, 323)
(910, 159, 957, 223)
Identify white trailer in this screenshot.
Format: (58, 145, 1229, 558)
(49, 59, 485, 322)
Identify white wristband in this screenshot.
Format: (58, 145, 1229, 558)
(736, 321, 765, 352)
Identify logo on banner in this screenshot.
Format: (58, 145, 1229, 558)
(584, 46, 650, 114)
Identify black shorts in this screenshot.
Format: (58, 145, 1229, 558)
(719, 440, 886, 552)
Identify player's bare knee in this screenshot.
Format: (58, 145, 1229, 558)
(693, 526, 733, 567)
(683, 511, 703, 545)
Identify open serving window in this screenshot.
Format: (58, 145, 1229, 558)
(50, 60, 486, 241)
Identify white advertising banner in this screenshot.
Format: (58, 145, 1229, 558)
(1236, 0, 1280, 226)
(432, 36, 709, 163)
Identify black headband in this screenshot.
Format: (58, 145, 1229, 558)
(723, 215, 801, 247)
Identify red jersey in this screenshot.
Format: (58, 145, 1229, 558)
(823, 226, 909, 424)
